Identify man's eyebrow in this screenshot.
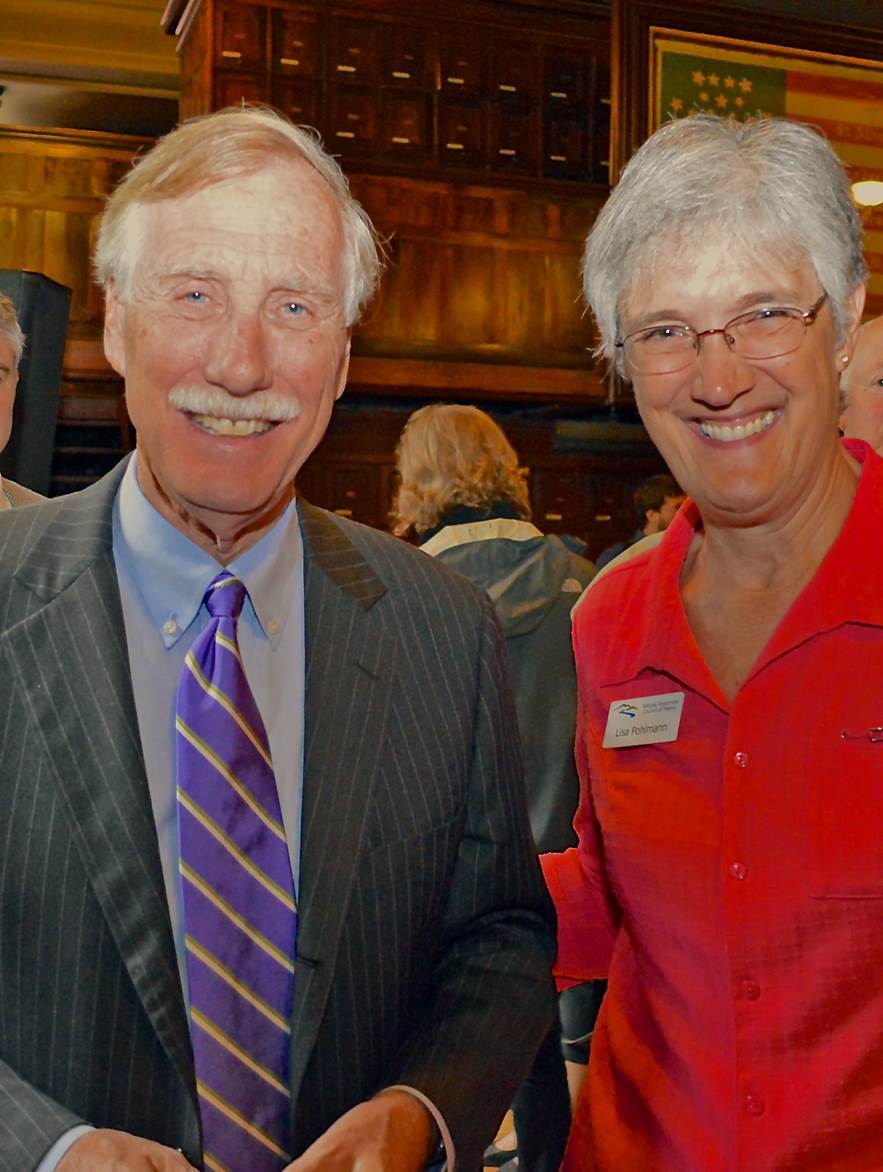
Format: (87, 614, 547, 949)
(274, 282, 339, 303)
(155, 269, 222, 283)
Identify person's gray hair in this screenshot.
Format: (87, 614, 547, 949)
(94, 105, 383, 327)
(0, 292, 25, 366)
(583, 115, 867, 376)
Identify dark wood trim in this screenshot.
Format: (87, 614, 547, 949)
(346, 355, 605, 403)
(0, 124, 153, 153)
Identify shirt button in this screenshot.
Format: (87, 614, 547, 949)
(745, 1094, 766, 1116)
(741, 979, 761, 1001)
(733, 750, 749, 768)
(267, 620, 280, 635)
(163, 619, 178, 636)
(729, 861, 747, 880)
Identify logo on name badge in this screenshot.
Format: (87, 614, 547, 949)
(603, 691, 685, 748)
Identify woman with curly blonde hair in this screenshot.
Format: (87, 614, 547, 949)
(393, 403, 530, 538)
(394, 402, 600, 1172)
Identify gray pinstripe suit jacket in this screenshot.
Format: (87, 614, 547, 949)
(0, 459, 556, 1172)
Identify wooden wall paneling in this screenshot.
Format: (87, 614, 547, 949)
(383, 19, 437, 92)
(544, 250, 588, 358)
(437, 98, 486, 170)
(177, 0, 213, 120)
(271, 78, 320, 125)
(444, 242, 499, 351)
(272, 8, 320, 79)
(215, 72, 271, 107)
(438, 25, 485, 97)
(382, 90, 432, 161)
(0, 128, 150, 339)
(0, 127, 150, 493)
(528, 464, 595, 536)
(327, 84, 379, 156)
(328, 13, 382, 85)
(504, 247, 548, 362)
(342, 173, 602, 377)
(493, 103, 541, 176)
(376, 238, 445, 348)
(215, 1, 267, 72)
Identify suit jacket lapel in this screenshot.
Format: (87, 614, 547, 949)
(288, 500, 397, 1106)
(1, 466, 195, 1096)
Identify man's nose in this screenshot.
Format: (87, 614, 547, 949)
(692, 332, 754, 406)
(202, 313, 271, 394)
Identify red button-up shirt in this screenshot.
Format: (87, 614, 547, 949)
(543, 440, 883, 1171)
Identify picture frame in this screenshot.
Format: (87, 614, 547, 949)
(611, 0, 883, 316)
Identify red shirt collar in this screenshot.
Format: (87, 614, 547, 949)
(596, 438, 883, 706)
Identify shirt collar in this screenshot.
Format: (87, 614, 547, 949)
(114, 455, 302, 650)
(606, 438, 883, 699)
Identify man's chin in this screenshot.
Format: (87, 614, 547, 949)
(158, 481, 296, 556)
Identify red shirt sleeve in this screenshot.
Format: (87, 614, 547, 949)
(541, 686, 621, 988)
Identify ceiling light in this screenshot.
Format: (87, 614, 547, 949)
(852, 180, 883, 207)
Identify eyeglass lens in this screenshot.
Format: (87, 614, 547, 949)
(626, 308, 809, 375)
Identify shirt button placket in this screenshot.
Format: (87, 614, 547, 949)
(745, 1093, 766, 1117)
(741, 978, 760, 1001)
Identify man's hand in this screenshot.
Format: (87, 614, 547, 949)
(58, 1129, 198, 1171)
(285, 1089, 436, 1172)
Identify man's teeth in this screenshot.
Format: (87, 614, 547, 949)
(192, 414, 274, 437)
(699, 410, 775, 443)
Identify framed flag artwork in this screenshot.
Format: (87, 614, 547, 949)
(611, 0, 883, 317)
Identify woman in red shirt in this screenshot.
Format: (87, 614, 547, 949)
(543, 114, 883, 1170)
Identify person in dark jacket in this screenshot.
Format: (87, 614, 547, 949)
(394, 402, 602, 1172)
(594, 472, 683, 571)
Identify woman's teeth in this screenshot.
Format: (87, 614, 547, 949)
(699, 410, 775, 443)
(193, 415, 274, 436)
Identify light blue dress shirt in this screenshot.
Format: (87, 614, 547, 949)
(112, 456, 306, 969)
(37, 456, 305, 1170)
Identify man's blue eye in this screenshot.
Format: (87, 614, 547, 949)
(183, 291, 207, 303)
(284, 302, 306, 315)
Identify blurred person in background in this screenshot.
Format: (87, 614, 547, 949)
(839, 312, 883, 453)
(543, 114, 882, 1171)
(395, 403, 604, 1172)
(594, 472, 684, 571)
(0, 292, 43, 507)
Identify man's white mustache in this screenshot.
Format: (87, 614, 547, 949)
(169, 387, 302, 422)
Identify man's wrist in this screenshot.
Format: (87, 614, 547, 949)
(381, 1085, 454, 1170)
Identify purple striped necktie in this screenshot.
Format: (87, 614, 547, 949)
(176, 571, 296, 1172)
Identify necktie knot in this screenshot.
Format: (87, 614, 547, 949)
(205, 571, 246, 620)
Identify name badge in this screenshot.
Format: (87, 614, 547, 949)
(603, 691, 685, 748)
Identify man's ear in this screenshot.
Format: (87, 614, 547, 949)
(103, 279, 127, 378)
(334, 329, 352, 402)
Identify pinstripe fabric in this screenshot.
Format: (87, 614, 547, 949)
(0, 460, 556, 1172)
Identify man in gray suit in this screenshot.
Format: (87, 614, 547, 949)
(0, 293, 43, 509)
(0, 107, 556, 1172)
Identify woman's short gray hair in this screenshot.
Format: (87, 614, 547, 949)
(583, 115, 867, 376)
(94, 105, 383, 327)
(0, 293, 25, 366)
